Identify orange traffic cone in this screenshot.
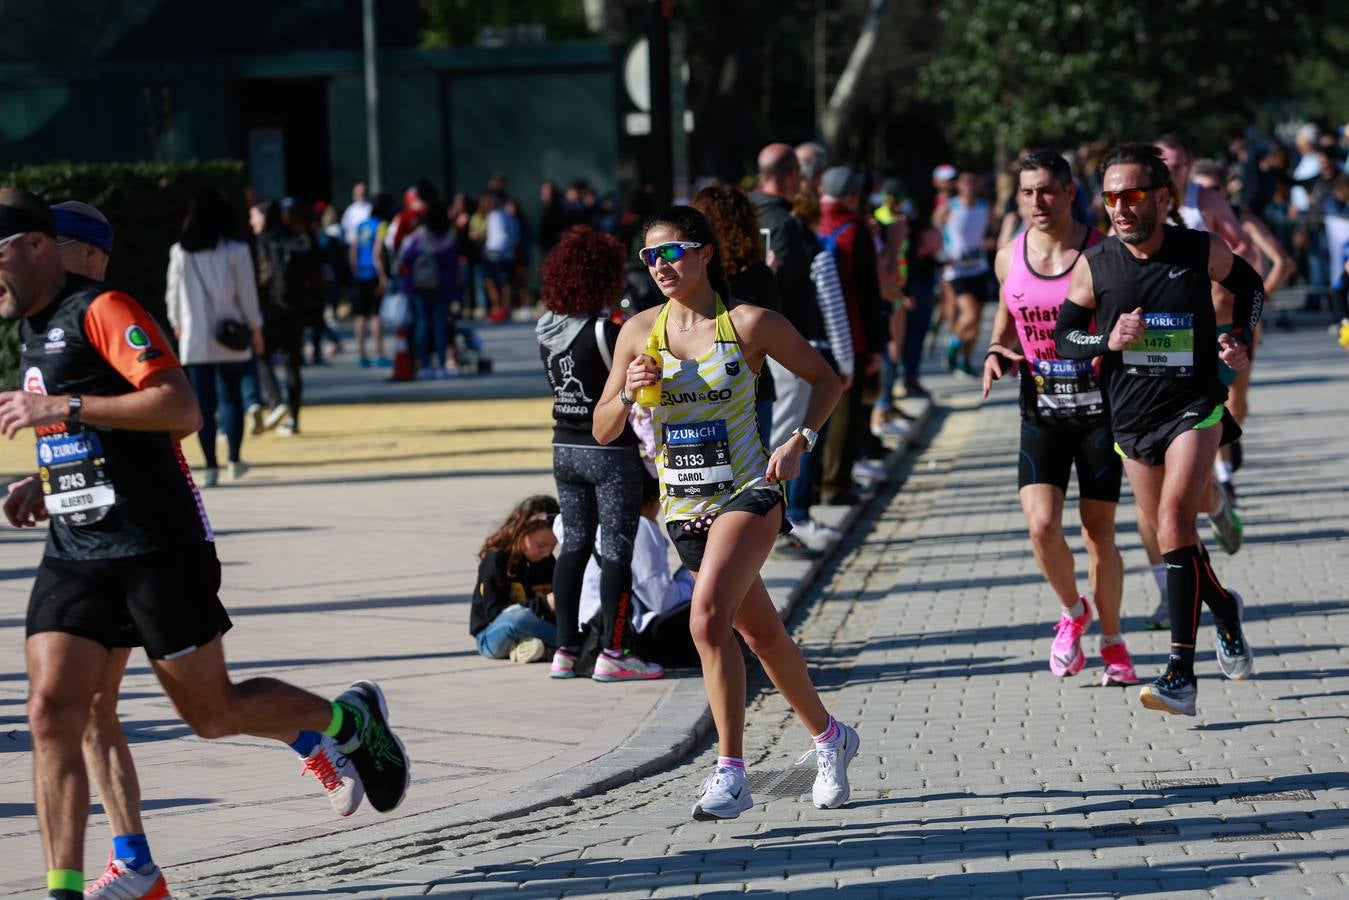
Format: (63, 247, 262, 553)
(390, 323, 416, 382)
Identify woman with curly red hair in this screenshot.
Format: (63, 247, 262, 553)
(536, 226, 664, 682)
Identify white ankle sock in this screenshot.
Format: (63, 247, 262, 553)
(1151, 563, 1167, 595)
(1066, 597, 1086, 619)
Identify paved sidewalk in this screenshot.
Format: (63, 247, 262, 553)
(0, 318, 930, 896)
(182, 326, 1349, 898)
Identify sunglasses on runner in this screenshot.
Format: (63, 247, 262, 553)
(1101, 187, 1156, 208)
(638, 241, 703, 267)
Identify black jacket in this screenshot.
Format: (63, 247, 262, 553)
(749, 191, 823, 342)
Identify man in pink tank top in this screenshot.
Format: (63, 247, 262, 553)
(981, 151, 1137, 687)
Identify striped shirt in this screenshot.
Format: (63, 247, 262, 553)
(810, 249, 854, 377)
(650, 297, 773, 522)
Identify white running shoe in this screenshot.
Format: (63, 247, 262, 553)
(797, 722, 860, 809)
(300, 734, 364, 817)
(871, 418, 912, 439)
(261, 403, 290, 431)
(509, 637, 548, 664)
(851, 459, 888, 485)
(692, 765, 753, 820)
(791, 518, 842, 552)
(592, 651, 664, 682)
(85, 854, 171, 899)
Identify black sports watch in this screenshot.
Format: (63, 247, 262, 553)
(68, 394, 83, 426)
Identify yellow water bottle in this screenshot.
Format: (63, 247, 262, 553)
(1339, 319, 1349, 349)
(635, 333, 662, 407)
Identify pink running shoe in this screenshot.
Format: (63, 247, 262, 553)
(549, 648, 577, 679)
(592, 651, 664, 682)
(1100, 641, 1140, 686)
(1049, 596, 1092, 677)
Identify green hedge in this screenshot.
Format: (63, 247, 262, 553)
(0, 160, 248, 388)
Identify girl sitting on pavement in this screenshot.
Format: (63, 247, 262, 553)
(469, 495, 559, 664)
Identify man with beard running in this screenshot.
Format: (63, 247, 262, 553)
(983, 151, 1135, 686)
(1054, 145, 1262, 716)
(0, 189, 409, 899)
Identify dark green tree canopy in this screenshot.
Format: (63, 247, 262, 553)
(920, 0, 1328, 160)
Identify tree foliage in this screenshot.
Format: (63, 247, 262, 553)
(0, 160, 246, 388)
(920, 0, 1329, 162)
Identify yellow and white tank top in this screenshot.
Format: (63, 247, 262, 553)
(650, 296, 772, 522)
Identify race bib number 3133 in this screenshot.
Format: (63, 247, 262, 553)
(663, 420, 734, 498)
(1123, 312, 1195, 378)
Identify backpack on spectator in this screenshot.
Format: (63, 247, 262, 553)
(411, 240, 441, 291)
(282, 237, 325, 324)
(820, 221, 856, 270)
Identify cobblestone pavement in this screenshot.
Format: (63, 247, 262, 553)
(166, 327, 1349, 898)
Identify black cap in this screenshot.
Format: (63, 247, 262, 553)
(0, 187, 56, 240)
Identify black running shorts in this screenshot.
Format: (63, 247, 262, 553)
(1018, 416, 1122, 503)
(948, 274, 991, 303)
(666, 487, 789, 572)
(1112, 401, 1242, 467)
(352, 279, 380, 319)
(27, 541, 232, 659)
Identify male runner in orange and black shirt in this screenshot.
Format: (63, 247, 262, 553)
(0, 189, 409, 899)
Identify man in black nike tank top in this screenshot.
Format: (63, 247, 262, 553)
(1053, 144, 1266, 718)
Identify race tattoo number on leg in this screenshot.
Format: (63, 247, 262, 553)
(1033, 358, 1104, 418)
(1123, 312, 1195, 377)
(663, 420, 734, 498)
(37, 430, 115, 525)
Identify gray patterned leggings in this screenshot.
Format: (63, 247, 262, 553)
(552, 444, 645, 650)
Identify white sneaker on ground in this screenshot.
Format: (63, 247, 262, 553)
(299, 734, 364, 817)
(796, 722, 860, 809)
(871, 418, 911, 439)
(791, 518, 842, 552)
(509, 637, 548, 664)
(277, 418, 298, 437)
(247, 403, 265, 436)
(227, 461, 250, 481)
(692, 765, 753, 820)
(592, 651, 664, 682)
(201, 467, 219, 488)
(851, 459, 888, 484)
(262, 404, 290, 431)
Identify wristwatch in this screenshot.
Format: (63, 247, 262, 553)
(68, 394, 82, 426)
(619, 387, 635, 407)
(791, 425, 818, 452)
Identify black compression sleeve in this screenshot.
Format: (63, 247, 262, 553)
(1218, 255, 1265, 343)
(1054, 299, 1104, 359)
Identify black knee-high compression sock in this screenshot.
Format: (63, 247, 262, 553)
(1164, 546, 1204, 674)
(1195, 542, 1239, 626)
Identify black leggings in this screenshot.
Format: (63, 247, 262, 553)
(552, 444, 644, 650)
(259, 322, 304, 425)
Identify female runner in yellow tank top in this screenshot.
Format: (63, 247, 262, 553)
(594, 205, 858, 821)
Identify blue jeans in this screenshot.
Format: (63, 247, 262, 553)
(786, 419, 829, 523)
(413, 292, 450, 369)
(475, 605, 557, 660)
(902, 277, 936, 384)
(185, 360, 251, 468)
(875, 322, 898, 412)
